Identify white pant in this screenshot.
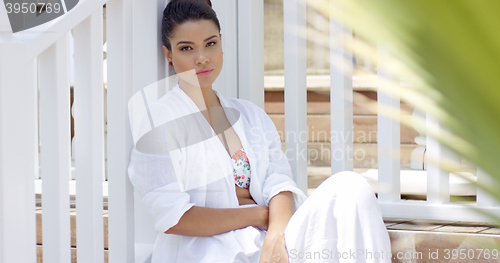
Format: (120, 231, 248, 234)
(237, 171, 392, 263)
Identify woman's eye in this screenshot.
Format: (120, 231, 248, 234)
(207, 41, 216, 47)
(180, 46, 192, 51)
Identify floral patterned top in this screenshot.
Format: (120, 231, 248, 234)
(231, 147, 251, 189)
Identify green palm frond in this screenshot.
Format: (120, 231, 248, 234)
(307, 0, 500, 206)
(312, 0, 500, 198)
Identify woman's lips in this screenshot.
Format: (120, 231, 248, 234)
(196, 69, 213, 76)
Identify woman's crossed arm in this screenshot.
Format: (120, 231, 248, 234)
(164, 205, 269, 236)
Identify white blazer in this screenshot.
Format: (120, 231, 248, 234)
(128, 84, 307, 263)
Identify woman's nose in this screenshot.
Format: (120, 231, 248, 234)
(195, 51, 209, 65)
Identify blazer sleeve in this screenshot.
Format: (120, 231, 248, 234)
(254, 105, 308, 212)
(127, 147, 196, 233)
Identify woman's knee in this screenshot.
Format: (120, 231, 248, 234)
(323, 171, 367, 188)
(319, 171, 376, 203)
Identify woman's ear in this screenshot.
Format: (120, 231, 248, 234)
(163, 46, 171, 60)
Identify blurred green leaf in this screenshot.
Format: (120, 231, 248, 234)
(324, 0, 500, 195)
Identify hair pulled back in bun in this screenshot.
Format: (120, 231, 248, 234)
(202, 0, 212, 7)
(162, 0, 220, 52)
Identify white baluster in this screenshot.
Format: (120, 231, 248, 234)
(410, 109, 426, 170)
(212, 0, 238, 98)
(376, 47, 401, 203)
(426, 114, 450, 203)
(130, 0, 169, 256)
(106, 0, 136, 261)
(477, 168, 500, 207)
(329, 0, 353, 174)
(284, 0, 308, 193)
(237, 0, 264, 107)
(73, 7, 105, 263)
(0, 41, 38, 262)
(39, 33, 72, 263)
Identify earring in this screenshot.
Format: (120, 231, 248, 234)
(169, 61, 173, 66)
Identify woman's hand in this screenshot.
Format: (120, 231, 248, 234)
(253, 206, 269, 231)
(259, 230, 289, 263)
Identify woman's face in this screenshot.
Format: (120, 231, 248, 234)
(163, 19, 222, 89)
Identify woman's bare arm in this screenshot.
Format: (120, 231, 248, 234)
(267, 191, 294, 234)
(164, 205, 269, 236)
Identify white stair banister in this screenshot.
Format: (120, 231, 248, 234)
(130, 0, 169, 259)
(329, 0, 353, 174)
(39, 33, 72, 263)
(237, 0, 264, 107)
(211, 0, 238, 98)
(477, 168, 500, 207)
(284, 0, 308, 194)
(0, 41, 38, 263)
(73, 7, 106, 263)
(283, 0, 308, 194)
(426, 114, 450, 204)
(106, 0, 136, 262)
(376, 47, 401, 203)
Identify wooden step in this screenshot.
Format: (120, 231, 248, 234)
(387, 221, 500, 263)
(263, 74, 399, 92)
(264, 90, 415, 115)
(36, 208, 108, 263)
(35, 208, 108, 249)
(269, 114, 420, 144)
(34, 205, 500, 263)
(36, 245, 108, 263)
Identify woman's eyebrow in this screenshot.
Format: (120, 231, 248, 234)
(176, 35, 218, 46)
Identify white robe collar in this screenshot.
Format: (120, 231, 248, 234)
(171, 84, 255, 180)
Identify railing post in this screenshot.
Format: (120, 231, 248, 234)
(329, 0, 353, 174)
(106, 0, 136, 261)
(426, 114, 450, 203)
(212, 0, 238, 98)
(477, 168, 500, 207)
(283, 0, 308, 194)
(73, 7, 105, 263)
(39, 33, 72, 263)
(0, 41, 38, 263)
(237, 0, 264, 107)
(131, 0, 167, 253)
(376, 47, 401, 203)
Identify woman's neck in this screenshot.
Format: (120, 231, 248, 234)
(178, 79, 221, 112)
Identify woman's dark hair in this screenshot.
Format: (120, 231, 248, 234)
(162, 0, 221, 52)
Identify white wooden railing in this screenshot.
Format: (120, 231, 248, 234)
(1, 0, 500, 263)
(1, 0, 120, 262)
(285, 0, 500, 223)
